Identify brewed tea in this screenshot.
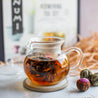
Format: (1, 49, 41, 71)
(24, 55, 69, 85)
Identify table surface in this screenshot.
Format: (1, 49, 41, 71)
(0, 66, 98, 98)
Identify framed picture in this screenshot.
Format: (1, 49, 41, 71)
(2, 0, 80, 61)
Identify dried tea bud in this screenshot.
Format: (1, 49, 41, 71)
(90, 73, 98, 86)
(77, 78, 90, 92)
(80, 69, 92, 80)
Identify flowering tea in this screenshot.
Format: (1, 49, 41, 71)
(80, 69, 92, 80)
(24, 55, 69, 86)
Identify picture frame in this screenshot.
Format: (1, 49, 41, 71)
(2, 0, 80, 61)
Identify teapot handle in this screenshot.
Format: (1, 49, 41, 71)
(64, 47, 83, 76)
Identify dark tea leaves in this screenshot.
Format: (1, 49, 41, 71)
(24, 56, 69, 85)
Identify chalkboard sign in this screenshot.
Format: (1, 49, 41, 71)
(0, 0, 5, 61)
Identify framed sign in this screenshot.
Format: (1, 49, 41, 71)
(2, 0, 80, 61)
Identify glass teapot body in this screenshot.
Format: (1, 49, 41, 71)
(24, 36, 83, 86)
(24, 54, 69, 86)
(24, 37, 69, 85)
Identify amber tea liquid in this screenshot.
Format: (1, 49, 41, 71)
(24, 55, 69, 86)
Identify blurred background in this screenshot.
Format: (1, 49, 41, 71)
(80, 0, 98, 37)
(0, 0, 98, 61)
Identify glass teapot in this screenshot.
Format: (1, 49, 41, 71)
(24, 36, 83, 86)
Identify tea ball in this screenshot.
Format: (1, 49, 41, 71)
(77, 78, 90, 92)
(90, 73, 98, 86)
(80, 69, 92, 80)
